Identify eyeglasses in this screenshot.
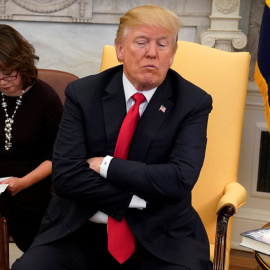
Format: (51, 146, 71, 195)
(0, 72, 18, 82)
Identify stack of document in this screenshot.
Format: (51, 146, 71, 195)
(240, 227, 270, 255)
(0, 177, 10, 194)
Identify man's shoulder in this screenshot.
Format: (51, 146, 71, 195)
(64, 65, 123, 103)
(165, 69, 212, 112)
(74, 65, 123, 87)
(167, 69, 210, 98)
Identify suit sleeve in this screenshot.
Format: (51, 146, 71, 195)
(107, 93, 212, 204)
(52, 82, 132, 220)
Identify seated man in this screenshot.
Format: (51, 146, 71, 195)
(13, 4, 213, 270)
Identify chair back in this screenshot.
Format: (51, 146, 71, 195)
(170, 41, 250, 250)
(100, 42, 250, 266)
(38, 69, 79, 104)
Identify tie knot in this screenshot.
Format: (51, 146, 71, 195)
(132, 93, 146, 106)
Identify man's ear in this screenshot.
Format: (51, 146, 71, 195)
(115, 43, 124, 62)
(169, 54, 175, 67)
(170, 43, 178, 66)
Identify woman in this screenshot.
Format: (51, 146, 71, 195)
(0, 24, 63, 251)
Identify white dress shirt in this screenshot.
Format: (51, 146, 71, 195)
(89, 73, 156, 224)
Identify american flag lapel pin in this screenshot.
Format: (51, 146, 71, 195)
(159, 105, 166, 113)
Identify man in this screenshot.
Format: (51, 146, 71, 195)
(13, 5, 213, 270)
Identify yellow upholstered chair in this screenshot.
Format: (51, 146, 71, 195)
(0, 69, 78, 270)
(100, 41, 250, 270)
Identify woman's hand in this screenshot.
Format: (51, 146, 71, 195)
(1, 177, 28, 196)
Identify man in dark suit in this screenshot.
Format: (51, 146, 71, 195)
(13, 4, 213, 270)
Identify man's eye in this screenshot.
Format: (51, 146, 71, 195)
(136, 40, 147, 46)
(158, 43, 167, 48)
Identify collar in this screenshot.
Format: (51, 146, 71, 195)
(122, 73, 157, 104)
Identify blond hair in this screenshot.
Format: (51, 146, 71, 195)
(115, 5, 181, 53)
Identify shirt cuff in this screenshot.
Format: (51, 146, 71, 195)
(99, 155, 113, 178)
(129, 195, 147, 210)
(89, 211, 108, 224)
(89, 195, 147, 224)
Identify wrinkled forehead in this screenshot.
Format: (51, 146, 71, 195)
(124, 24, 176, 41)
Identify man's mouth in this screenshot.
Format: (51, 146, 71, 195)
(142, 65, 157, 69)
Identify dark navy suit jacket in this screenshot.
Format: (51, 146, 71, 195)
(32, 65, 213, 269)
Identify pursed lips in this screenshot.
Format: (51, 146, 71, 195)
(142, 65, 158, 69)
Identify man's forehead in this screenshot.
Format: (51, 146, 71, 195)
(130, 25, 172, 39)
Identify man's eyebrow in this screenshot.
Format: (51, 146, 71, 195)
(134, 34, 170, 40)
(134, 34, 149, 39)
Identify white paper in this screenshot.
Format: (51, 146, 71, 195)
(0, 184, 8, 194)
(0, 177, 11, 194)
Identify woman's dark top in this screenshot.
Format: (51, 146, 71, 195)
(0, 79, 63, 251)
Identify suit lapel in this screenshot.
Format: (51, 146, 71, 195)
(102, 70, 174, 160)
(129, 76, 174, 161)
(102, 70, 126, 155)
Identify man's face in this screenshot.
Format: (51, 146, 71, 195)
(116, 25, 176, 91)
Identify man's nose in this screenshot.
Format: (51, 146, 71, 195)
(146, 43, 157, 58)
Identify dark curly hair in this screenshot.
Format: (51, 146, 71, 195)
(0, 24, 39, 89)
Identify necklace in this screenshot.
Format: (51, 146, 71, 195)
(1, 90, 25, 150)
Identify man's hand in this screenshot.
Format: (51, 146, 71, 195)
(87, 157, 104, 174)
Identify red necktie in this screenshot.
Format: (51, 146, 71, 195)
(108, 93, 146, 264)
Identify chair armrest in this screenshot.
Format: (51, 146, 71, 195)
(213, 182, 247, 270)
(216, 182, 247, 214)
